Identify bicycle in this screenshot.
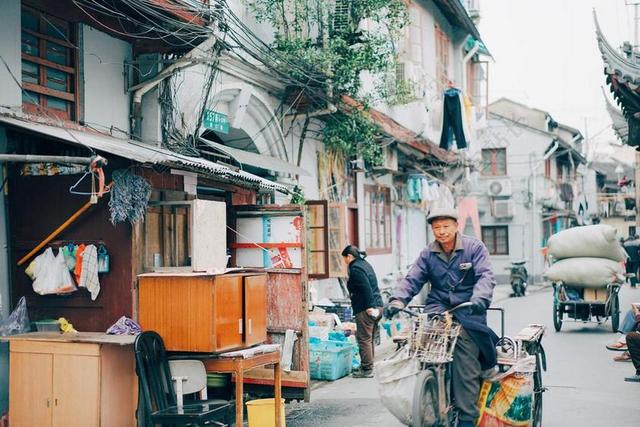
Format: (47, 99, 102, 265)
(399, 302, 472, 427)
(381, 304, 546, 427)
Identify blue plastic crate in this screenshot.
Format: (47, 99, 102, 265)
(309, 340, 353, 381)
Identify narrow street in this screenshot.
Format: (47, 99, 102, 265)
(287, 284, 640, 426)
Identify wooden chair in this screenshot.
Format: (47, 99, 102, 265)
(134, 331, 231, 426)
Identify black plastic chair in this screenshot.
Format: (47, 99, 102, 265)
(134, 331, 231, 426)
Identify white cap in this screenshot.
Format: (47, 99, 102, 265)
(427, 207, 459, 224)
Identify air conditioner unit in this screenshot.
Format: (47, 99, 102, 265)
(487, 178, 512, 197)
(493, 199, 515, 219)
(373, 146, 398, 172)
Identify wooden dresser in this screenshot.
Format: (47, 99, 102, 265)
(138, 272, 268, 352)
(6, 332, 136, 427)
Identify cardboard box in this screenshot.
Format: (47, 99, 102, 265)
(583, 288, 607, 302)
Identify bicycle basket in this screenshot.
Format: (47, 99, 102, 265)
(408, 314, 461, 364)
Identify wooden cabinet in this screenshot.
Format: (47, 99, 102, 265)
(244, 274, 268, 347)
(138, 272, 268, 352)
(8, 335, 136, 427)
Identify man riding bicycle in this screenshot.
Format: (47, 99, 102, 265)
(385, 207, 499, 427)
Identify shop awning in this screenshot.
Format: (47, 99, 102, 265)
(0, 115, 289, 193)
(199, 138, 310, 176)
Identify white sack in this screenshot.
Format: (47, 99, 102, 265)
(547, 225, 626, 262)
(376, 349, 421, 426)
(543, 257, 625, 288)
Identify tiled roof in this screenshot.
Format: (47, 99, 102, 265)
(340, 95, 458, 164)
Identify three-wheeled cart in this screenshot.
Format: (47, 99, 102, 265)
(552, 282, 621, 332)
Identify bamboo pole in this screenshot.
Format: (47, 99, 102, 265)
(17, 200, 94, 266)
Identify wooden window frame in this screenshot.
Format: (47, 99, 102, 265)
(435, 24, 450, 88)
(21, 6, 79, 121)
(481, 225, 509, 255)
(364, 185, 392, 255)
(306, 200, 329, 279)
(481, 148, 507, 177)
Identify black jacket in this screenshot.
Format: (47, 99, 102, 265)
(346, 258, 383, 314)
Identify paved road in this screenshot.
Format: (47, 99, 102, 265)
(286, 284, 640, 426)
(489, 285, 640, 427)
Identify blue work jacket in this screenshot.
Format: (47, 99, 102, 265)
(393, 233, 499, 369)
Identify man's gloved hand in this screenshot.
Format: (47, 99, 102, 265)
(469, 298, 487, 315)
(384, 300, 405, 319)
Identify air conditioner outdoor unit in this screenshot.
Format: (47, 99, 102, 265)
(493, 199, 515, 219)
(487, 178, 512, 197)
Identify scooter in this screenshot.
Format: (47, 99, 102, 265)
(506, 260, 528, 297)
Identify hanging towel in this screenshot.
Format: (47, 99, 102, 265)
(439, 89, 468, 150)
(79, 244, 101, 301)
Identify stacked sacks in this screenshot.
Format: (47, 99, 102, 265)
(543, 225, 626, 288)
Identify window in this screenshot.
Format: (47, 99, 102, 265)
(306, 201, 347, 279)
(481, 226, 509, 255)
(21, 7, 77, 120)
(481, 148, 507, 176)
(364, 186, 391, 254)
(435, 24, 450, 88)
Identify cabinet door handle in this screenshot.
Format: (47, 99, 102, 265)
(238, 319, 243, 334)
(54, 398, 58, 406)
(248, 319, 252, 335)
(46, 398, 50, 408)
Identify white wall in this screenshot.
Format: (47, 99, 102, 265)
(82, 25, 132, 133)
(0, 1, 21, 112)
(473, 116, 553, 282)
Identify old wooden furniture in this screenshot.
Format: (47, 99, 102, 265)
(138, 272, 268, 352)
(203, 347, 282, 427)
(6, 332, 136, 427)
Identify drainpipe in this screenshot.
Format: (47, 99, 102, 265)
(462, 40, 480, 94)
(530, 139, 560, 282)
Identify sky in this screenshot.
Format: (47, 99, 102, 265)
(478, 0, 638, 162)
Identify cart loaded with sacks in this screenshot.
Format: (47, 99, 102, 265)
(543, 225, 627, 332)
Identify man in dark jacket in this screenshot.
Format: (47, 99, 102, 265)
(623, 236, 640, 288)
(384, 207, 498, 427)
(342, 245, 384, 378)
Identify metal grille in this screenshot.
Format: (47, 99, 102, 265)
(408, 314, 461, 364)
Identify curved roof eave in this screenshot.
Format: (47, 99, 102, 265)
(594, 10, 640, 88)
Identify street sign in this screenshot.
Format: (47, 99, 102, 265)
(203, 110, 230, 134)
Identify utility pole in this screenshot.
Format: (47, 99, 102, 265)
(626, 1, 640, 230)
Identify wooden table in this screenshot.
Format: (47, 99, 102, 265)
(204, 350, 282, 427)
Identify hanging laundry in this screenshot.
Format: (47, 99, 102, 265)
(26, 248, 76, 295)
(61, 244, 76, 271)
(439, 88, 469, 150)
(79, 244, 101, 301)
(457, 198, 482, 239)
(74, 243, 86, 283)
(558, 183, 574, 203)
(97, 245, 110, 273)
(425, 182, 441, 202)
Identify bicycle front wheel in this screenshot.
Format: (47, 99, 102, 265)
(412, 370, 439, 427)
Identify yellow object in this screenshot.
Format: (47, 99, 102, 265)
(246, 398, 285, 427)
(57, 317, 78, 334)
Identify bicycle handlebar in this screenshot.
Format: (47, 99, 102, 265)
(400, 301, 474, 317)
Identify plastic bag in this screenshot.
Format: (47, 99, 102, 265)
(547, 224, 627, 262)
(543, 257, 624, 288)
(477, 356, 536, 427)
(376, 348, 421, 426)
(30, 248, 77, 295)
(0, 296, 30, 336)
